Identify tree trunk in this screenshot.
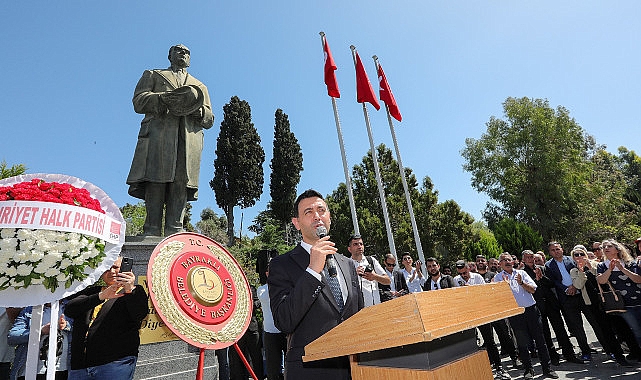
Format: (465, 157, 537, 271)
(225, 205, 235, 247)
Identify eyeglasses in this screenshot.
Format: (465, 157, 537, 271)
(573, 252, 586, 257)
(602, 244, 615, 249)
(385, 262, 395, 267)
(403, 257, 412, 261)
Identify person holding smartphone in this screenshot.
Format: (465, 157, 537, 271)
(65, 256, 148, 380)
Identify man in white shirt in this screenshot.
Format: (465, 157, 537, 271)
(453, 260, 486, 286)
(347, 234, 390, 307)
(453, 260, 509, 379)
(400, 253, 426, 293)
(494, 253, 558, 380)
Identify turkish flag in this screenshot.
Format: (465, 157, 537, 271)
(377, 63, 402, 121)
(323, 36, 340, 98)
(354, 52, 380, 110)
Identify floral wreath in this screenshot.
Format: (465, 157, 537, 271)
(0, 174, 125, 307)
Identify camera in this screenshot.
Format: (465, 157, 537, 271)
(359, 265, 374, 276)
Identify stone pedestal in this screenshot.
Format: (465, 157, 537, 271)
(122, 236, 222, 379)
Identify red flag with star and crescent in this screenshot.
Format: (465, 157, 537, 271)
(354, 51, 380, 110)
(377, 63, 402, 121)
(323, 36, 340, 98)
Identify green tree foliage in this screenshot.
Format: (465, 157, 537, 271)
(617, 147, 641, 221)
(249, 210, 300, 249)
(120, 202, 146, 236)
(183, 203, 195, 232)
(0, 161, 26, 179)
(466, 221, 502, 259)
(269, 109, 303, 234)
(431, 200, 475, 263)
(327, 144, 474, 263)
(195, 207, 228, 244)
(492, 218, 543, 256)
(462, 97, 597, 243)
(572, 149, 636, 245)
(118, 202, 194, 236)
(211, 96, 265, 246)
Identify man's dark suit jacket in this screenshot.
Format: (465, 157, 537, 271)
(379, 269, 410, 302)
(544, 256, 578, 303)
(422, 274, 456, 291)
(268, 244, 364, 380)
(523, 264, 562, 309)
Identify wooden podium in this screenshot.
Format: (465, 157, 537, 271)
(303, 281, 523, 380)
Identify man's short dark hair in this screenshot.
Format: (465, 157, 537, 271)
(548, 241, 561, 248)
(293, 189, 324, 217)
(348, 234, 362, 245)
(425, 257, 438, 264)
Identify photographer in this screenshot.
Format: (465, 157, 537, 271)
(347, 234, 390, 307)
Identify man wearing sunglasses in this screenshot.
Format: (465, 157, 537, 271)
(378, 254, 409, 302)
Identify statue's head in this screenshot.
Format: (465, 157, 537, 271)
(168, 44, 191, 68)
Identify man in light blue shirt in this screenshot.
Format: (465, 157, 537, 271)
(494, 252, 558, 380)
(544, 241, 594, 362)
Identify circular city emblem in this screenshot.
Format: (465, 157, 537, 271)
(169, 251, 237, 325)
(147, 232, 252, 349)
(189, 266, 224, 305)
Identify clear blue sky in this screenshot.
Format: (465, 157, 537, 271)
(2, 2, 640, 238)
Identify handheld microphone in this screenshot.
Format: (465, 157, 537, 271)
(316, 226, 337, 277)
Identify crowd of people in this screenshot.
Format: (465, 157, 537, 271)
(250, 190, 641, 380)
(4, 187, 641, 380)
(371, 239, 641, 380)
(0, 256, 148, 380)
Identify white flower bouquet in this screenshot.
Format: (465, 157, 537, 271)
(0, 174, 125, 307)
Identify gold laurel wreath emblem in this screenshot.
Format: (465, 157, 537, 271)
(150, 240, 250, 345)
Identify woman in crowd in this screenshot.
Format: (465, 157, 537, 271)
(7, 304, 72, 380)
(570, 245, 633, 366)
(400, 252, 425, 293)
(596, 239, 641, 349)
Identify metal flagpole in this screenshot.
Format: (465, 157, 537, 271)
(373, 55, 425, 267)
(320, 32, 360, 235)
(351, 45, 396, 257)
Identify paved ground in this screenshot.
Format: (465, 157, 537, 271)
(497, 319, 641, 380)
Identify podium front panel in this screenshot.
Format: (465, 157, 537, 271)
(355, 329, 476, 370)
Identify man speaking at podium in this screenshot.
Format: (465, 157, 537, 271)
(269, 189, 364, 380)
